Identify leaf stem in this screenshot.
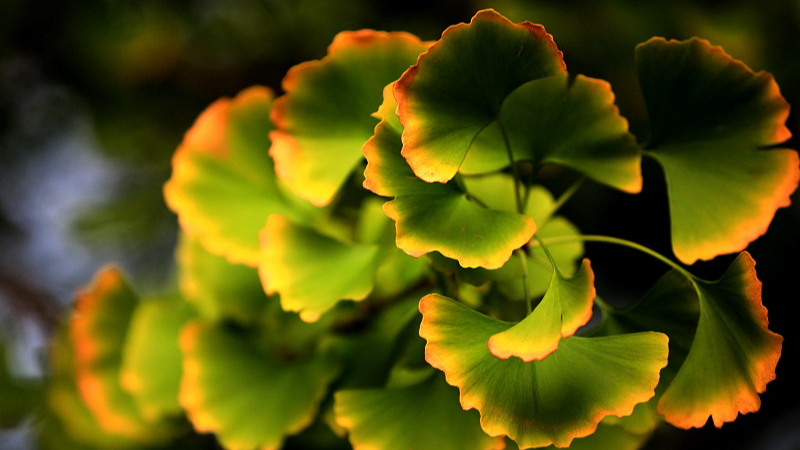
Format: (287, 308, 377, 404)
(548, 177, 585, 220)
(515, 248, 532, 315)
(537, 234, 695, 281)
(497, 121, 524, 214)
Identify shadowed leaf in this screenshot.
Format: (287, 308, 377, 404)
(637, 38, 799, 264)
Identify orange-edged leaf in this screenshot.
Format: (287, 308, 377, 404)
(70, 267, 175, 444)
(180, 321, 339, 450)
(259, 215, 383, 322)
(420, 294, 668, 449)
(270, 30, 429, 206)
(335, 370, 504, 450)
(488, 259, 595, 362)
(637, 38, 799, 264)
(164, 86, 314, 266)
(364, 84, 536, 270)
(657, 252, 782, 428)
(395, 9, 565, 183)
(119, 295, 194, 421)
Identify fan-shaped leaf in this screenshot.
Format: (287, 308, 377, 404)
(177, 233, 269, 325)
(657, 253, 782, 428)
(395, 9, 566, 182)
(120, 295, 194, 421)
(164, 86, 314, 266)
(180, 321, 338, 450)
(259, 214, 383, 322)
(488, 259, 595, 362)
(269, 30, 429, 206)
(70, 267, 175, 443)
(364, 84, 536, 269)
(637, 38, 799, 264)
(335, 370, 504, 450)
(419, 294, 668, 449)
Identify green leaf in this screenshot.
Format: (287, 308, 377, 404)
(0, 344, 40, 427)
(258, 214, 383, 322)
(269, 30, 429, 206)
(120, 295, 194, 421)
(499, 73, 642, 193)
(164, 86, 315, 266)
(395, 9, 566, 182)
(179, 321, 339, 450)
(176, 233, 269, 325)
(488, 259, 595, 362)
(363, 84, 536, 270)
(657, 253, 782, 428)
(636, 38, 799, 264)
(70, 267, 176, 444)
(335, 371, 504, 450)
(419, 294, 668, 449)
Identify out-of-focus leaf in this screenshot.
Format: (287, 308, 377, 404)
(0, 344, 40, 427)
(164, 86, 315, 266)
(269, 30, 429, 206)
(637, 37, 799, 264)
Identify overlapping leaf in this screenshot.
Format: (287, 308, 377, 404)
(259, 214, 384, 322)
(364, 84, 536, 269)
(419, 294, 668, 448)
(180, 321, 339, 450)
(637, 37, 799, 264)
(488, 259, 595, 362)
(164, 86, 314, 266)
(120, 295, 194, 421)
(394, 9, 566, 182)
(269, 30, 429, 206)
(335, 370, 504, 450)
(176, 233, 269, 325)
(656, 253, 782, 428)
(70, 267, 175, 444)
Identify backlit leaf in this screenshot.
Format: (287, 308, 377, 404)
(488, 259, 595, 362)
(335, 370, 504, 450)
(70, 267, 175, 444)
(164, 86, 314, 266)
(364, 84, 536, 269)
(420, 294, 668, 448)
(270, 30, 429, 206)
(120, 295, 194, 421)
(637, 38, 799, 264)
(180, 321, 338, 450)
(395, 9, 566, 182)
(657, 253, 782, 428)
(259, 214, 383, 322)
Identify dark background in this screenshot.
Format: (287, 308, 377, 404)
(1, 0, 798, 449)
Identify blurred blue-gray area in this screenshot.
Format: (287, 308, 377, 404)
(1, 0, 798, 449)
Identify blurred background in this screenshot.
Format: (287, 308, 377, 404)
(1, 0, 798, 449)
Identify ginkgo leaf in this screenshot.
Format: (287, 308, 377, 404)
(43, 326, 144, 450)
(419, 294, 668, 449)
(363, 84, 536, 270)
(180, 320, 339, 450)
(120, 295, 194, 421)
(176, 233, 269, 325)
(70, 267, 176, 444)
(269, 30, 429, 206)
(488, 259, 595, 362)
(164, 86, 315, 266)
(259, 214, 384, 322)
(395, 9, 566, 182)
(637, 37, 799, 264)
(657, 253, 782, 428)
(499, 73, 642, 193)
(335, 370, 504, 450)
